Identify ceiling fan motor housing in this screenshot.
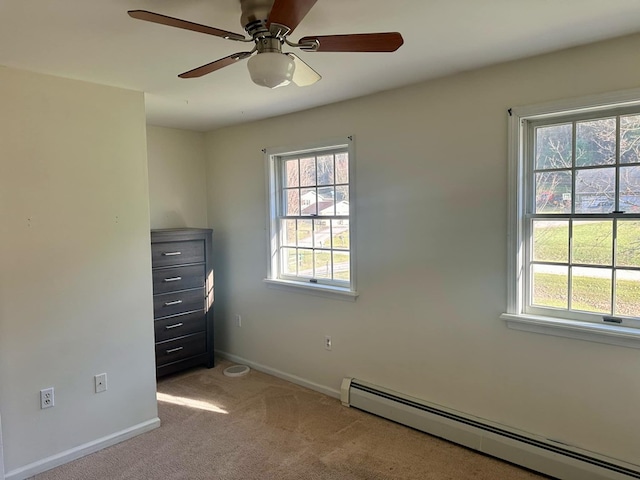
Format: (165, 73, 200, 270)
(240, 0, 275, 29)
(256, 36, 284, 54)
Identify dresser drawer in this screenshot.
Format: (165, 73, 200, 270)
(155, 332, 206, 366)
(154, 311, 206, 343)
(153, 289, 203, 319)
(152, 264, 205, 295)
(151, 240, 205, 268)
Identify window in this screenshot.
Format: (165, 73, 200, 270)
(504, 91, 640, 347)
(264, 137, 357, 299)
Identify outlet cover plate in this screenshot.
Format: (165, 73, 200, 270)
(40, 387, 54, 409)
(95, 373, 107, 393)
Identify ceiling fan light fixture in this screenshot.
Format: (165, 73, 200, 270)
(247, 52, 295, 88)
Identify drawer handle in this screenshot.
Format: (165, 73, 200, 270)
(162, 251, 182, 256)
(165, 322, 184, 330)
(166, 347, 184, 354)
(163, 276, 182, 282)
(164, 300, 183, 306)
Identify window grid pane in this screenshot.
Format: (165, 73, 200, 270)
(284, 159, 299, 187)
(617, 220, 640, 268)
(529, 111, 640, 319)
(620, 165, 640, 212)
(615, 269, 640, 317)
(575, 168, 615, 213)
(620, 114, 640, 164)
(535, 123, 573, 170)
(531, 264, 568, 309)
(282, 247, 297, 276)
(572, 220, 612, 266)
(575, 118, 616, 167)
(570, 267, 612, 314)
(534, 171, 572, 213)
(333, 251, 350, 281)
(532, 220, 568, 263)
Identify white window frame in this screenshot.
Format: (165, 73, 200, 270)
(264, 136, 358, 301)
(502, 89, 640, 349)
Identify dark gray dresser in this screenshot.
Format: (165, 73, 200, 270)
(151, 228, 214, 377)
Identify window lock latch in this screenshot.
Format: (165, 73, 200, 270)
(603, 316, 622, 324)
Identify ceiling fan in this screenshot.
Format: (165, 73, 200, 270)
(128, 0, 404, 88)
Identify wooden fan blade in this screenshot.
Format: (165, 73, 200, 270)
(299, 32, 404, 52)
(267, 0, 317, 33)
(179, 52, 253, 78)
(288, 54, 321, 87)
(128, 10, 246, 41)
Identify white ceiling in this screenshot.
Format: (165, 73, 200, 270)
(2, 0, 640, 131)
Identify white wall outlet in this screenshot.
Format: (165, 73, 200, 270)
(94, 373, 107, 393)
(325, 335, 332, 351)
(235, 314, 242, 327)
(40, 387, 54, 409)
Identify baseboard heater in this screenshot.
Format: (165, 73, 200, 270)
(341, 378, 640, 480)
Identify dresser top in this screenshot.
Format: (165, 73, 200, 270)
(151, 227, 212, 233)
(151, 228, 212, 243)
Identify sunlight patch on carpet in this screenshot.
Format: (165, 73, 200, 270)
(157, 392, 229, 414)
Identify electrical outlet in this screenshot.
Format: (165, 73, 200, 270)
(40, 387, 54, 409)
(325, 335, 332, 351)
(94, 373, 107, 393)
(235, 314, 242, 327)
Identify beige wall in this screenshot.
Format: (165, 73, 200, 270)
(147, 126, 208, 229)
(0, 67, 158, 475)
(205, 33, 640, 466)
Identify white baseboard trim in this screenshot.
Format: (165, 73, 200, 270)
(215, 350, 340, 399)
(1, 414, 5, 480)
(5, 417, 160, 480)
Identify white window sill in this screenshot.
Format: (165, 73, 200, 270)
(500, 313, 640, 349)
(263, 278, 358, 301)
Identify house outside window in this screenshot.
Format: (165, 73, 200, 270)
(503, 91, 640, 347)
(264, 137, 357, 300)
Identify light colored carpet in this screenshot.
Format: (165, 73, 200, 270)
(32, 360, 549, 479)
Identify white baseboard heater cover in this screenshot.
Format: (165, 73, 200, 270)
(341, 378, 640, 480)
